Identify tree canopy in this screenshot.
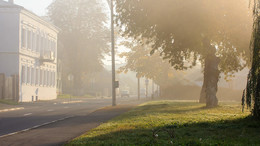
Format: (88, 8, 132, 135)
(115, 0, 252, 107)
(48, 0, 109, 92)
(115, 0, 252, 72)
(119, 41, 173, 86)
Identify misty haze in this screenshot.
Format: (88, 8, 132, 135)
(0, 0, 259, 145)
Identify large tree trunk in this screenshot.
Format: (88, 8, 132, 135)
(199, 82, 206, 103)
(200, 41, 220, 108)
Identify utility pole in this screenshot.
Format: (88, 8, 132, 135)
(152, 80, 154, 100)
(138, 77, 140, 100)
(145, 79, 149, 98)
(106, 0, 116, 106)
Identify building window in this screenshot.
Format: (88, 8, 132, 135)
(49, 71, 52, 87)
(21, 66, 26, 84)
(27, 30, 32, 50)
(51, 71, 53, 87)
(48, 71, 51, 87)
(54, 41, 57, 57)
(40, 69, 43, 86)
(44, 70, 47, 86)
(31, 68, 35, 85)
(21, 28, 27, 48)
(37, 34, 40, 53)
(41, 36, 44, 55)
(27, 67, 31, 84)
(53, 72, 56, 87)
(47, 70, 49, 86)
(32, 32, 36, 52)
(36, 68, 39, 85)
(51, 72, 53, 87)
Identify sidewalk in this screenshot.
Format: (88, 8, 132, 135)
(0, 97, 89, 111)
(0, 104, 138, 146)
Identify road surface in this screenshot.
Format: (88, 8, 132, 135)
(0, 97, 145, 146)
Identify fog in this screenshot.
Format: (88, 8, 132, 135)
(52, 0, 253, 103)
(0, 0, 252, 103)
(0, 0, 259, 145)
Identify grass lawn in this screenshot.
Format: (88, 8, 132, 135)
(68, 101, 260, 145)
(0, 99, 19, 105)
(57, 94, 95, 99)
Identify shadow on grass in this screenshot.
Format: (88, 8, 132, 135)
(68, 116, 260, 146)
(122, 102, 207, 119)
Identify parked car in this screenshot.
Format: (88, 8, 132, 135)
(121, 90, 130, 98)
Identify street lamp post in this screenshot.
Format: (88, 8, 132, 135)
(106, 0, 116, 106)
(145, 79, 149, 98)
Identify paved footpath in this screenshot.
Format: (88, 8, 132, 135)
(0, 104, 137, 146)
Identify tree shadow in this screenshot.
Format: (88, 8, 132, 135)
(68, 116, 260, 146)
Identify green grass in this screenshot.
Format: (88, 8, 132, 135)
(58, 94, 95, 99)
(68, 101, 260, 146)
(0, 99, 19, 105)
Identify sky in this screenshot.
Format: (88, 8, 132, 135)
(12, 0, 53, 16)
(9, 0, 126, 66)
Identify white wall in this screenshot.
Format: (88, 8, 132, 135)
(21, 85, 56, 102)
(0, 9, 20, 76)
(0, 9, 20, 52)
(0, 6, 58, 102)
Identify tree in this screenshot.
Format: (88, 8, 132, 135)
(115, 0, 252, 107)
(242, 0, 260, 118)
(119, 41, 173, 86)
(48, 0, 109, 94)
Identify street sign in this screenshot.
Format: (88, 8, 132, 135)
(115, 81, 119, 88)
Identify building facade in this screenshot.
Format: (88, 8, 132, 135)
(0, 0, 59, 102)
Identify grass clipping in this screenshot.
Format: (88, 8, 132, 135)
(68, 101, 259, 145)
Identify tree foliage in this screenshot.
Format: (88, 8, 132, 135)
(48, 0, 109, 91)
(115, 0, 252, 107)
(242, 0, 260, 118)
(119, 41, 174, 86)
(116, 0, 251, 71)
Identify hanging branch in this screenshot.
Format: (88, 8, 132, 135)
(243, 0, 260, 119)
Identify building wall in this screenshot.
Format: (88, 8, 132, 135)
(0, 5, 58, 102)
(0, 8, 20, 52)
(18, 10, 58, 102)
(0, 8, 20, 76)
(19, 55, 57, 102)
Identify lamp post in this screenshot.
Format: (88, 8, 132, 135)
(145, 79, 149, 98)
(136, 73, 140, 100)
(106, 0, 116, 106)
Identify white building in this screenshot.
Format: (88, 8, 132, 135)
(0, 0, 59, 102)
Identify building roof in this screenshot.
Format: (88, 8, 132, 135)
(0, 0, 59, 33)
(0, 0, 22, 8)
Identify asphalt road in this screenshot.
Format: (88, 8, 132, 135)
(0, 97, 145, 146)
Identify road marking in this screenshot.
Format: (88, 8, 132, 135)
(62, 100, 83, 104)
(0, 102, 118, 139)
(47, 109, 54, 112)
(64, 107, 69, 109)
(0, 107, 25, 113)
(23, 113, 32, 116)
(0, 115, 75, 139)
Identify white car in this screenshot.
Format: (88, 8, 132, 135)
(121, 90, 130, 98)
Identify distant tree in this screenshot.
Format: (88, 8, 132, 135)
(242, 0, 260, 118)
(48, 0, 109, 93)
(119, 41, 173, 86)
(115, 0, 252, 107)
